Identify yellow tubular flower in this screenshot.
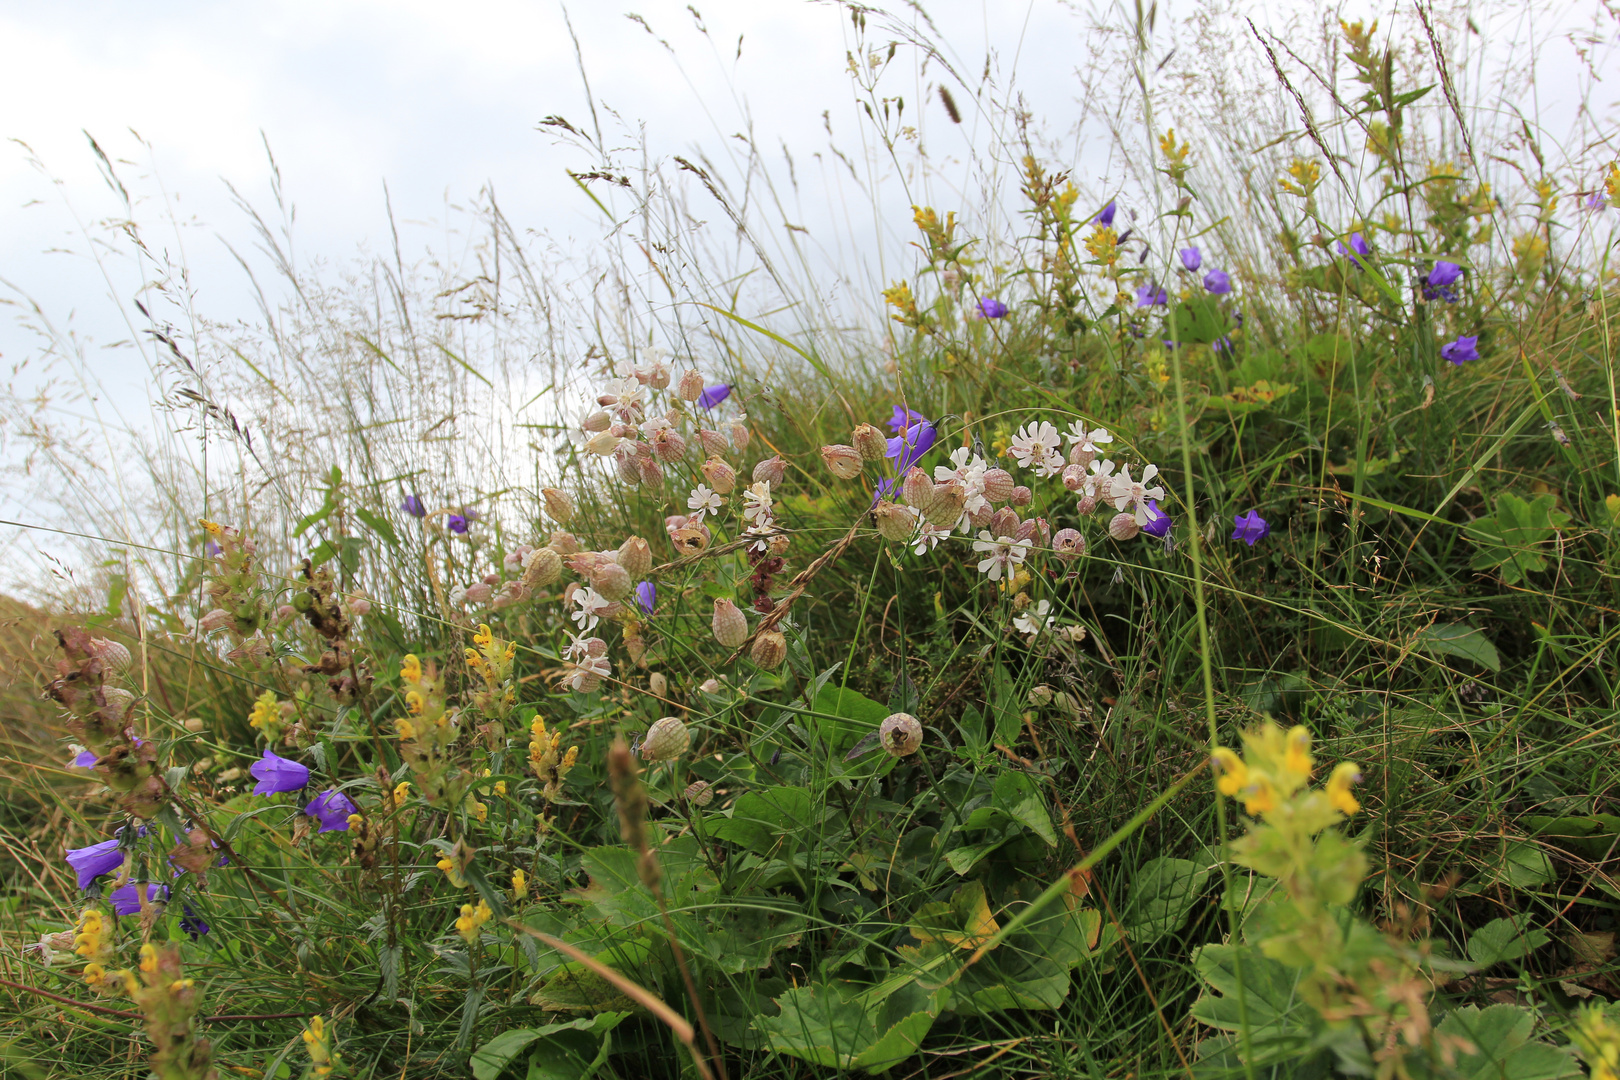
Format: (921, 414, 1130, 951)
(1210, 748, 1248, 797)
(512, 869, 528, 900)
(249, 689, 278, 731)
(393, 780, 411, 805)
(473, 802, 488, 824)
(1283, 726, 1313, 781)
(437, 856, 466, 889)
(495, 781, 507, 797)
(405, 690, 425, 716)
(199, 519, 223, 537)
(1326, 762, 1363, 816)
(138, 943, 158, 973)
(456, 899, 493, 943)
(395, 718, 417, 741)
(473, 624, 493, 651)
(400, 654, 422, 684)
(1240, 772, 1277, 816)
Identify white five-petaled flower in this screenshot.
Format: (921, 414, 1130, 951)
(1065, 422, 1114, 452)
(1084, 458, 1117, 500)
(1013, 600, 1055, 640)
(570, 586, 611, 632)
(562, 633, 591, 661)
(1112, 464, 1167, 525)
(741, 481, 774, 526)
(687, 484, 724, 522)
(640, 414, 675, 440)
(972, 531, 1032, 581)
(912, 522, 952, 556)
(568, 653, 612, 691)
(602, 377, 646, 419)
(1008, 421, 1064, 477)
(935, 447, 990, 521)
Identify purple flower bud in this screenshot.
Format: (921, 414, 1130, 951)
(1135, 282, 1168, 307)
(1231, 510, 1270, 546)
(66, 838, 127, 890)
(205, 540, 223, 558)
(304, 789, 357, 832)
(110, 882, 167, 916)
(697, 384, 732, 410)
(635, 580, 657, 615)
(1203, 269, 1231, 295)
(447, 514, 469, 534)
(250, 748, 310, 796)
(401, 494, 426, 519)
(976, 297, 1009, 319)
(1141, 501, 1174, 538)
(1586, 191, 1607, 212)
(1096, 201, 1117, 226)
(1179, 247, 1202, 271)
(1441, 334, 1480, 366)
(1337, 231, 1371, 267)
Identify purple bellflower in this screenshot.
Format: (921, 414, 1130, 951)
(635, 580, 657, 616)
(975, 297, 1009, 319)
(1141, 501, 1173, 539)
(304, 789, 358, 833)
(1423, 261, 1462, 303)
(66, 838, 127, 890)
(1179, 247, 1202, 271)
(250, 748, 310, 796)
(1135, 282, 1168, 307)
(1231, 510, 1271, 546)
(110, 882, 168, 916)
(1203, 269, 1231, 295)
(1441, 334, 1480, 365)
(1338, 232, 1371, 267)
(180, 905, 210, 940)
(1096, 201, 1117, 227)
(885, 420, 937, 473)
(401, 494, 426, 518)
(71, 748, 98, 768)
(447, 513, 470, 534)
(888, 406, 926, 434)
(697, 384, 731, 410)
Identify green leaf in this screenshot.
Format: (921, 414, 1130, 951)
(1482, 841, 1555, 890)
(1189, 942, 1320, 1056)
(696, 302, 838, 387)
(1467, 916, 1551, 968)
(760, 980, 942, 1073)
(806, 683, 891, 753)
(909, 881, 1000, 951)
(1414, 623, 1501, 672)
(1122, 857, 1210, 944)
(987, 664, 1023, 744)
(992, 771, 1056, 847)
(1436, 1005, 1579, 1080)
(1165, 295, 1229, 344)
(353, 506, 399, 547)
(709, 787, 815, 856)
(1465, 492, 1571, 584)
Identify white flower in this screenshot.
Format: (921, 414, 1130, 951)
(687, 484, 724, 522)
(935, 447, 989, 520)
(568, 653, 611, 692)
(1009, 421, 1063, 478)
(1013, 600, 1054, 640)
(741, 481, 774, 527)
(562, 633, 592, 661)
(1112, 464, 1168, 525)
(971, 531, 1032, 581)
(640, 414, 675, 440)
(570, 586, 611, 632)
(1064, 422, 1114, 451)
(1083, 458, 1117, 500)
(911, 522, 952, 556)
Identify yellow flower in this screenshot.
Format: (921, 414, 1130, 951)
(1084, 226, 1119, 267)
(437, 856, 466, 889)
(1210, 748, 1248, 797)
(1326, 762, 1363, 816)
(473, 624, 493, 651)
(199, 519, 223, 537)
(1283, 726, 1313, 781)
(138, 942, 159, 973)
(495, 780, 507, 797)
(456, 899, 493, 943)
(393, 780, 411, 805)
(82, 962, 107, 987)
(405, 690, 425, 716)
(395, 718, 417, 741)
(1240, 771, 1277, 816)
(248, 689, 279, 731)
(512, 869, 528, 900)
(473, 802, 488, 824)
(400, 654, 422, 684)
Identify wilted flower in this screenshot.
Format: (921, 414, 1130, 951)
(541, 488, 575, 524)
(1140, 500, 1173, 538)
(110, 881, 167, 917)
(1135, 281, 1168, 307)
(1441, 334, 1480, 365)
(401, 494, 426, 519)
(975, 297, 1009, 319)
(697, 384, 732, 410)
(879, 712, 923, 756)
(1231, 510, 1271, 546)
(1203, 269, 1231, 294)
(635, 581, 657, 616)
(751, 629, 787, 669)
(641, 717, 690, 762)
(1337, 231, 1371, 267)
(66, 838, 127, 890)
(250, 748, 310, 795)
(820, 444, 863, 479)
(852, 423, 887, 461)
(304, 790, 357, 833)
(1179, 247, 1202, 271)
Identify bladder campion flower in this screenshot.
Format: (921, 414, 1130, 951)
(972, 532, 1031, 581)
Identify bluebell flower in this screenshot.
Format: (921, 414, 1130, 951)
(1231, 510, 1270, 546)
(975, 298, 1009, 319)
(70, 749, 98, 769)
(697, 384, 731, 410)
(1337, 232, 1371, 267)
(66, 838, 126, 890)
(110, 882, 168, 916)
(1096, 201, 1117, 227)
(884, 420, 937, 473)
(635, 580, 657, 615)
(1141, 501, 1173, 538)
(401, 494, 426, 518)
(447, 514, 470, 534)
(1441, 334, 1480, 365)
(1423, 261, 1462, 303)
(304, 790, 357, 833)
(1179, 247, 1202, 271)
(250, 748, 310, 796)
(180, 904, 210, 940)
(887, 406, 926, 434)
(1135, 282, 1168, 307)
(205, 541, 223, 558)
(1203, 269, 1231, 295)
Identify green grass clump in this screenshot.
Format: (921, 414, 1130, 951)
(2, 5, 1619, 1079)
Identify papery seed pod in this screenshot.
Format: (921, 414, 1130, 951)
(103, 687, 136, 717)
(198, 609, 234, 634)
(697, 428, 729, 457)
(873, 501, 919, 542)
(981, 468, 1015, 502)
(752, 456, 786, 486)
(670, 525, 710, 555)
(852, 423, 886, 462)
(879, 712, 923, 757)
(585, 431, 621, 456)
(1108, 512, 1141, 541)
(614, 446, 642, 485)
(712, 598, 749, 647)
(542, 488, 575, 524)
(729, 417, 751, 453)
(90, 638, 132, 673)
(1052, 528, 1087, 562)
(582, 409, 612, 433)
(1076, 495, 1099, 515)
(652, 428, 687, 463)
(1069, 442, 1096, 469)
(638, 456, 665, 489)
(700, 457, 737, 494)
(678, 369, 704, 400)
(648, 672, 668, 697)
(700, 678, 721, 694)
(751, 629, 787, 669)
(1010, 486, 1032, 507)
(1061, 464, 1087, 492)
(523, 547, 562, 587)
(683, 779, 715, 806)
(465, 583, 494, 604)
(548, 530, 580, 555)
(641, 716, 690, 761)
(591, 561, 633, 602)
(989, 507, 1021, 538)
(1014, 519, 1039, 544)
(925, 481, 966, 529)
(618, 536, 653, 578)
(767, 534, 791, 556)
(901, 467, 936, 511)
(820, 444, 863, 479)
(623, 628, 647, 667)
(648, 364, 670, 390)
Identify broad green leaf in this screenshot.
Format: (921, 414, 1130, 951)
(1122, 857, 1210, 944)
(1165, 295, 1229, 344)
(1189, 942, 1320, 1055)
(991, 771, 1057, 847)
(1467, 916, 1550, 968)
(1524, 814, 1620, 861)
(472, 1016, 627, 1080)
(709, 787, 814, 856)
(1436, 1005, 1579, 1080)
(808, 684, 890, 753)
(761, 980, 942, 1073)
(1465, 492, 1571, 584)
(909, 880, 999, 951)
(1481, 841, 1555, 890)
(1414, 623, 1501, 672)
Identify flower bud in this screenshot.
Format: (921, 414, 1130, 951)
(1028, 684, 1055, 706)
(700, 457, 737, 494)
(683, 779, 715, 806)
(591, 561, 633, 602)
(678, 369, 704, 400)
(542, 488, 575, 524)
(729, 416, 751, 453)
(198, 609, 234, 634)
(1010, 486, 1033, 507)
(670, 525, 711, 555)
(1107, 512, 1141, 541)
(752, 456, 786, 486)
(901, 467, 936, 511)
(820, 444, 863, 480)
(652, 428, 687, 462)
(647, 364, 670, 390)
(924, 481, 966, 529)
(879, 712, 923, 757)
(700, 678, 721, 694)
(872, 501, 918, 542)
(617, 536, 653, 578)
(90, 638, 132, 673)
(483, 572, 502, 586)
(697, 428, 729, 457)
(585, 430, 621, 457)
(750, 629, 787, 669)
(1061, 464, 1087, 492)
(582, 409, 612, 433)
(967, 502, 995, 528)
(981, 468, 1015, 502)
(548, 530, 580, 555)
(641, 716, 690, 761)
(989, 508, 1021, 538)
(648, 672, 668, 697)
(1076, 495, 1099, 515)
(1052, 528, 1087, 562)
(852, 423, 886, 462)
(638, 456, 665, 489)
(711, 598, 749, 647)
(465, 583, 494, 604)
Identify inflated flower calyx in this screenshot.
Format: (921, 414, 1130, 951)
(711, 598, 748, 647)
(697, 429, 728, 457)
(1062, 464, 1087, 492)
(542, 488, 575, 524)
(752, 456, 787, 486)
(925, 481, 967, 529)
(651, 428, 687, 463)
(89, 638, 132, 673)
(678, 369, 704, 401)
(989, 507, 1022, 538)
(648, 672, 668, 697)
(751, 629, 787, 669)
(700, 678, 722, 694)
(523, 547, 562, 587)
(1052, 528, 1087, 562)
(670, 524, 711, 555)
(1010, 486, 1033, 506)
(648, 364, 670, 390)
(637, 456, 665, 489)
(582, 409, 612, 433)
(464, 583, 494, 604)
(617, 536, 653, 578)
(981, 468, 1015, 502)
(1069, 442, 1097, 468)
(700, 457, 737, 494)
(729, 416, 751, 453)
(820, 444, 863, 479)
(852, 423, 887, 462)
(1108, 512, 1142, 541)
(641, 716, 690, 761)
(614, 446, 642, 485)
(548, 530, 580, 555)
(880, 712, 923, 757)
(872, 501, 918, 542)
(901, 467, 936, 511)
(590, 561, 633, 602)
(683, 779, 715, 806)
(585, 431, 620, 456)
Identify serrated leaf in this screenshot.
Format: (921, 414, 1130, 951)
(1414, 623, 1501, 672)
(1436, 1004, 1579, 1080)
(760, 980, 942, 1073)
(1467, 916, 1550, 967)
(1122, 857, 1210, 944)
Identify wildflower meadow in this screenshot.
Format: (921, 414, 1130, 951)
(2, 3, 1619, 1078)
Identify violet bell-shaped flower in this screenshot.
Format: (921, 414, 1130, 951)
(1423, 261, 1462, 303)
(66, 838, 127, 890)
(1203, 269, 1231, 294)
(1135, 281, 1168, 307)
(304, 789, 357, 833)
(1338, 231, 1371, 267)
(1179, 247, 1202, 271)
(250, 748, 310, 795)
(110, 881, 168, 916)
(1096, 200, 1117, 226)
(885, 420, 937, 473)
(888, 405, 926, 434)
(401, 494, 426, 519)
(697, 384, 731, 410)
(635, 580, 657, 616)
(1441, 334, 1480, 366)
(975, 297, 1009, 319)
(1141, 500, 1173, 538)
(1231, 510, 1271, 546)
